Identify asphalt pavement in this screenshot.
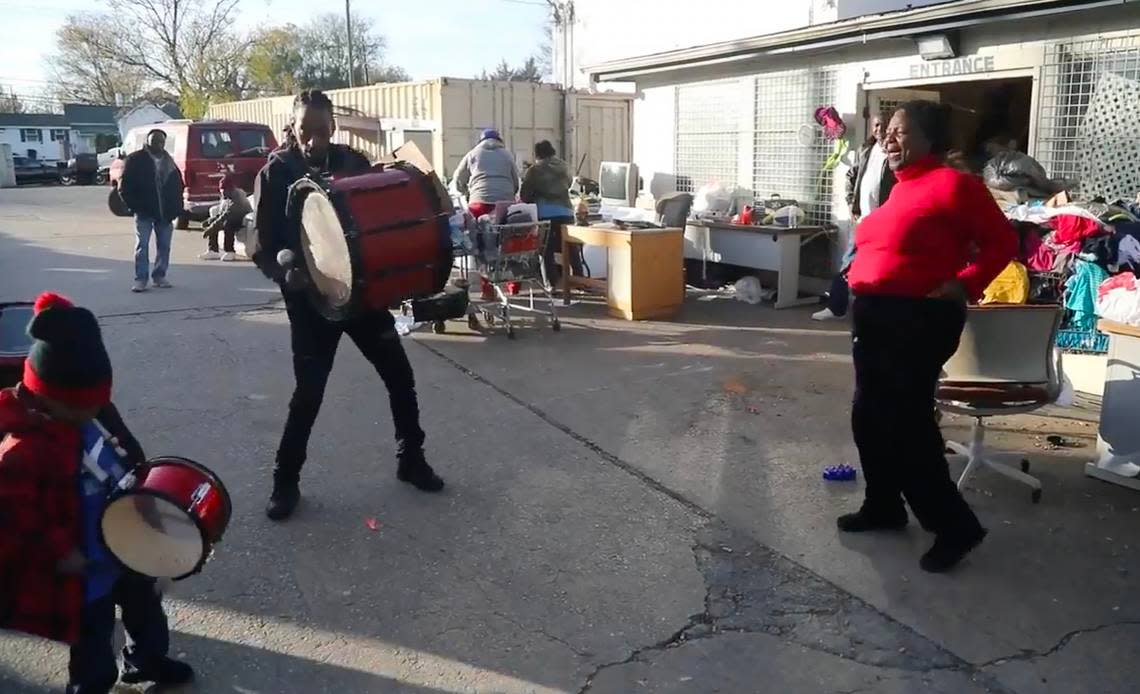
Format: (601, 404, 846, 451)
(1, 185, 1137, 694)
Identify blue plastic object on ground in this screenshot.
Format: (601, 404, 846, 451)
(823, 464, 857, 481)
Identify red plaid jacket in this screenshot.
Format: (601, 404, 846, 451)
(0, 387, 84, 644)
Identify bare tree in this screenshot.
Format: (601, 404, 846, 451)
(48, 13, 148, 105)
(480, 57, 543, 83)
(0, 86, 25, 113)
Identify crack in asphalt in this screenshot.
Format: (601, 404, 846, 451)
(979, 620, 1140, 668)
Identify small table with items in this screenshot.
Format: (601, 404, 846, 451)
(1086, 319, 1140, 492)
(683, 220, 830, 309)
(562, 223, 685, 321)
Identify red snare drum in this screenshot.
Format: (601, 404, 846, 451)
(101, 456, 232, 580)
(0, 301, 34, 389)
(288, 164, 453, 321)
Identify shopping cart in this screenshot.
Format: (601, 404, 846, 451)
(471, 219, 560, 339)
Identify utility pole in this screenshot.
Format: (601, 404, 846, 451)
(345, 0, 355, 87)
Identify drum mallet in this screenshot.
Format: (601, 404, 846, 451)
(277, 249, 296, 270)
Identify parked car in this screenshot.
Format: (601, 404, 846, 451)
(109, 119, 277, 229)
(13, 156, 60, 185)
(59, 153, 100, 186)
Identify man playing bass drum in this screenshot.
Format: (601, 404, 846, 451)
(252, 89, 445, 522)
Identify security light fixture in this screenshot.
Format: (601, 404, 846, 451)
(915, 33, 959, 61)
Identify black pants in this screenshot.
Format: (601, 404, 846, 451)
(67, 574, 169, 694)
(206, 220, 239, 253)
(275, 294, 425, 481)
(541, 216, 584, 286)
(850, 295, 983, 541)
(826, 272, 850, 316)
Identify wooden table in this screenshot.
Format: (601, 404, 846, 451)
(683, 220, 830, 309)
(1085, 319, 1140, 491)
(562, 224, 684, 321)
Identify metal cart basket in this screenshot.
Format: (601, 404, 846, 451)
(472, 219, 560, 339)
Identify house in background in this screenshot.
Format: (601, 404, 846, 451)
(116, 102, 183, 139)
(0, 104, 120, 163)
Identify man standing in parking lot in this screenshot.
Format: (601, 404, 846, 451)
(119, 130, 184, 293)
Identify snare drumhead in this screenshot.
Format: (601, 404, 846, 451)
(301, 192, 354, 309)
(101, 493, 205, 579)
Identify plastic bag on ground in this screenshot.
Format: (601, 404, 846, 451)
(733, 276, 764, 305)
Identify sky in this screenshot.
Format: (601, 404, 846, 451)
(0, 0, 550, 108)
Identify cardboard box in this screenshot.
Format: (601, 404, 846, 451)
(380, 141, 454, 215)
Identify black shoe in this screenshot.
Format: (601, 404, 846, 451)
(837, 508, 908, 533)
(266, 478, 300, 521)
(919, 529, 987, 573)
(120, 655, 195, 686)
(397, 455, 445, 492)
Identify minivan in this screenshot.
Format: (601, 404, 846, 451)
(110, 120, 277, 228)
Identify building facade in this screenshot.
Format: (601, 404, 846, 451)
(556, 0, 1140, 263)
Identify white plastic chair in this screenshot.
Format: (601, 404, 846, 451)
(936, 305, 1064, 504)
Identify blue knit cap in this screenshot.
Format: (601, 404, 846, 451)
(480, 129, 502, 142)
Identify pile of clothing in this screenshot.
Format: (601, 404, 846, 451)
(985, 181, 1140, 349)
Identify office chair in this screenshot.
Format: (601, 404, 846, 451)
(936, 305, 1064, 504)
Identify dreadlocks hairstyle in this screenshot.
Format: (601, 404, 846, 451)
(293, 89, 334, 115)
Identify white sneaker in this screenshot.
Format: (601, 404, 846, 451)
(220, 252, 238, 262)
(131, 281, 147, 293)
(199, 251, 221, 261)
(812, 308, 840, 321)
(153, 278, 172, 289)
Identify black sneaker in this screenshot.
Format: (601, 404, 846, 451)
(836, 508, 908, 533)
(266, 478, 300, 521)
(919, 529, 987, 573)
(397, 454, 445, 492)
(120, 655, 194, 686)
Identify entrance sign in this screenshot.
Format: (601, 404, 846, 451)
(909, 56, 997, 79)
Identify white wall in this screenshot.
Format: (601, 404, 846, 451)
(117, 105, 172, 140)
(555, 0, 836, 88)
(0, 127, 66, 161)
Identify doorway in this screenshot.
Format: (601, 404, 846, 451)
(867, 76, 1034, 173)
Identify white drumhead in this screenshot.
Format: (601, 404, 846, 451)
(301, 192, 353, 308)
(101, 493, 204, 578)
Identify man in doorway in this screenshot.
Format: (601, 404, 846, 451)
(252, 89, 444, 522)
(119, 129, 184, 293)
(814, 112, 896, 321)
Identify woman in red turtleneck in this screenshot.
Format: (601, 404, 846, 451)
(839, 101, 1017, 574)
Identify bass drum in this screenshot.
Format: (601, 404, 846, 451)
(287, 164, 452, 321)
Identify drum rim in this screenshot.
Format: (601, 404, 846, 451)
(99, 488, 211, 581)
(0, 302, 34, 359)
(98, 456, 232, 581)
(288, 176, 365, 322)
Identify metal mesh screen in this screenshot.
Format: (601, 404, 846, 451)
(674, 80, 745, 193)
(753, 68, 839, 225)
(1037, 33, 1140, 196)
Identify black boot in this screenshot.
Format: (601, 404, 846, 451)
(837, 505, 908, 533)
(266, 474, 300, 521)
(397, 452, 444, 492)
(120, 655, 194, 686)
(919, 529, 987, 573)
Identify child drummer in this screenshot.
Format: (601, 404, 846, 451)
(0, 292, 193, 694)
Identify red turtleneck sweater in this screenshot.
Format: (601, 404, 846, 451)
(847, 155, 1016, 301)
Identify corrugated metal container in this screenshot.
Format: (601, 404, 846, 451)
(206, 78, 631, 183)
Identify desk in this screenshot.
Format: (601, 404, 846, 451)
(562, 224, 684, 320)
(1085, 319, 1140, 492)
(684, 221, 829, 309)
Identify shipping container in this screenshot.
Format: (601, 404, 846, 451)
(206, 78, 634, 184)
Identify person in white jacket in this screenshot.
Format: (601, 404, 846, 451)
(452, 129, 520, 218)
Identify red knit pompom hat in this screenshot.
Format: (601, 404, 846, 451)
(21, 292, 112, 410)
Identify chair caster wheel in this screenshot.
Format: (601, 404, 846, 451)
(1020, 459, 1031, 473)
(1031, 488, 1042, 504)
(432, 320, 446, 334)
(552, 319, 561, 332)
(507, 327, 516, 340)
(467, 314, 481, 331)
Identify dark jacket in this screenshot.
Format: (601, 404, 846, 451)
(119, 149, 184, 223)
(0, 386, 85, 644)
(519, 156, 572, 210)
(253, 144, 371, 284)
(845, 143, 896, 219)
